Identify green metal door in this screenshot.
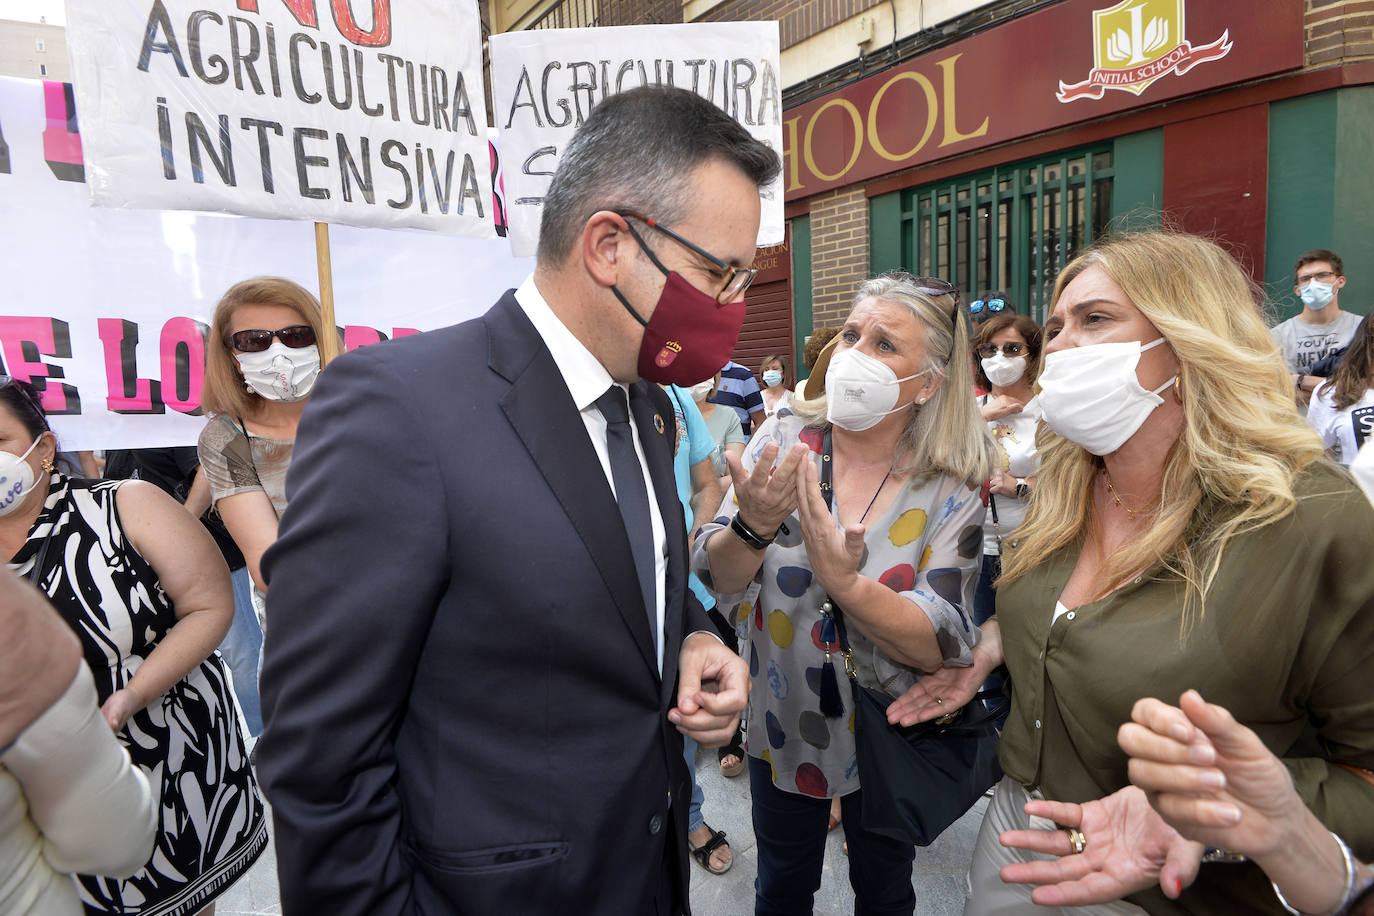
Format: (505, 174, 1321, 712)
(888, 146, 1115, 323)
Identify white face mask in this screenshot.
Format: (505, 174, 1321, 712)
(0, 434, 45, 517)
(236, 342, 321, 403)
(1037, 338, 1176, 456)
(981, 354, 1027, 388)
(825, 347, 930, 432)
(688, 380, 714, 402)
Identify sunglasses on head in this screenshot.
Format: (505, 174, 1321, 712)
(890, 273, 960, 318)
(230, 325, 317, 353)
(969, 298, 1007, 314)
(0, 375, 49, 427)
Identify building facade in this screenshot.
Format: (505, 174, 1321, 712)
(0, 19, 69, 82)
(491, 0, 1372, 377)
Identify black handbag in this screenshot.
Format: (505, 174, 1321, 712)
(817, 427, 1006, 845)
(832, 605, 1006, 846)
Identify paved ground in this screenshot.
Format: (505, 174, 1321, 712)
(218, 743, 985, 916)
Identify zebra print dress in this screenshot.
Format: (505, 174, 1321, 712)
(10, 474, 267, 915)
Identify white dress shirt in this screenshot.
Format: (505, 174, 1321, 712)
(515, 276, 669, 672)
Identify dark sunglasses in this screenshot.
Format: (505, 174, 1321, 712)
(616, 210, 757, 305)
(976, 342, 1027, 359)
(230, 325, 317, 353)
(969, 298, 1008, 314)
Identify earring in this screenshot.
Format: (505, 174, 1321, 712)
(1174, 376, 1184, 404)
(917, 397, 927, 405)
(40, 457, 54, 473)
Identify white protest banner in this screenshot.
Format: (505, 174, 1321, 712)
(63, 0, 496, 236)
(490, 21, 783, 258)
(0, 75, 531, 451)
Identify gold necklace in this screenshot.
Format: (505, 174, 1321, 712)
(1101, 468, 1141, 519)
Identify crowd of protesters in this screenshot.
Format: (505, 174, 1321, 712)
(1, 85, 1371, 916)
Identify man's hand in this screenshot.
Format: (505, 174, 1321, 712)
(669, 632, 749, 747)
(999, 786, 1204, 905)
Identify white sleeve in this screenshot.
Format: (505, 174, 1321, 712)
(2, 663, 157, 878)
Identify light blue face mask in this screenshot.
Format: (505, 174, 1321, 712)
(762, 369, 783, 388)
(1299, 280, 1335, 309)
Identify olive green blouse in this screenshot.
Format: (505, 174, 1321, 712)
(996, 461, 1374, 914)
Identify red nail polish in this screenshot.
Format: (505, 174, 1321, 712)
(1173, 878, 1182, 897)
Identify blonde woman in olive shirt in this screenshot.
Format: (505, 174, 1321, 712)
(891, 233, 1374, 915)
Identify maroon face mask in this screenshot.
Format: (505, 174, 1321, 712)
(611, 222, 747, 386)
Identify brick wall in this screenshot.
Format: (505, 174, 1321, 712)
(600, 0, 682, 26)
(693, 0, 887, 50)
(808, 186, 870, 326)
(1304, 1, 1374, 66)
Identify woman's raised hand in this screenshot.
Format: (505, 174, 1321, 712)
(725, 442, 809, 537)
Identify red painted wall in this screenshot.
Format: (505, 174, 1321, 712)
(1162, 104, 1269, 280)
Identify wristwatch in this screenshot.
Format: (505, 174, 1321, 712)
(730, 513, 776, 550)
(1015, 478, 1029, 499)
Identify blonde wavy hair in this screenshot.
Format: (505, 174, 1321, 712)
(793, 273, 994, 485)
(997, 232, 1325, 632)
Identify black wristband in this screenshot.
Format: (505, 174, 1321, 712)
(730, 513, 775, 550)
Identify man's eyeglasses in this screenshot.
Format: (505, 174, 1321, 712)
(976, 342, 1028, 359)
(231, 325, 317, 353)
(1296, 271, 1338, 286)
(616, 210, 756, 305)
(969, 297, 1008, 314)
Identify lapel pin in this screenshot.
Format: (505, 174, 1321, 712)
(653, 414, 665, 435)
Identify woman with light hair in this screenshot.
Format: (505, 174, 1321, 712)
(888, 232, 1374, 915)
(198, 277, 332, 634)
(694, 272, 994, 914)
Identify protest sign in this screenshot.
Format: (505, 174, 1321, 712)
(63, 0, 495, 236)
(0, 75, 531, 450)
(489, 21, 784, 258)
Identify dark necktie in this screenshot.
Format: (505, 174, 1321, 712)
(594, 386, 659, 659)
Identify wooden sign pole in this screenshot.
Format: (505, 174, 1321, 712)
(314, 221, 338, 364)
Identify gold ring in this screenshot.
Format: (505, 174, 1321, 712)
(934, 711, 958, 726)
(934, 697, 944, 705)
(1066, 828, 1087, 855)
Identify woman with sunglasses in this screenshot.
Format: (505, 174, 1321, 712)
(694, 272, 994, 914)
(889, 232, 1374, 914)
(0, 378, 266, 914)
(198, 277, 329, 635)
(971, 313, 1044, 626)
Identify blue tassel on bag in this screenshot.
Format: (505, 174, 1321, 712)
(820, 653, 844, 718)
(819, 612, 844, 718)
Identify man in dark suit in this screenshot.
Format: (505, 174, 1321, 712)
(256, 86, 779, 914)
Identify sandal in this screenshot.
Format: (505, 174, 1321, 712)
(688, 824, 733, 875)
(718, 726, 745, 778)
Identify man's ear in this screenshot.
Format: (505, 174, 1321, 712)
(580, 210, 634, 289)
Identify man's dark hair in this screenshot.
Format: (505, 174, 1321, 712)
(1294, 249, 1344, 279)
(537, 86, 781, 264)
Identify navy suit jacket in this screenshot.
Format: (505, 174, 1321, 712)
(258, 292, 709, 915)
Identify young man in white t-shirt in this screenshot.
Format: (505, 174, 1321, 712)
(1274, 249, 1362, 407)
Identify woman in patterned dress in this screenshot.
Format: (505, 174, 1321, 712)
(694, 273, 994, 914)
(0, 378, 266, 915)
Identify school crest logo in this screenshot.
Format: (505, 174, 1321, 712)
(1057, 0, 1233, 103)
(655, 341, 683, 368)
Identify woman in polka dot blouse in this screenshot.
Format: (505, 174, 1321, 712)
(694, 273, 995, 915)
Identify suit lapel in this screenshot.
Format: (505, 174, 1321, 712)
(629, 383, 686, 700)
(488, 296, 658, 679)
